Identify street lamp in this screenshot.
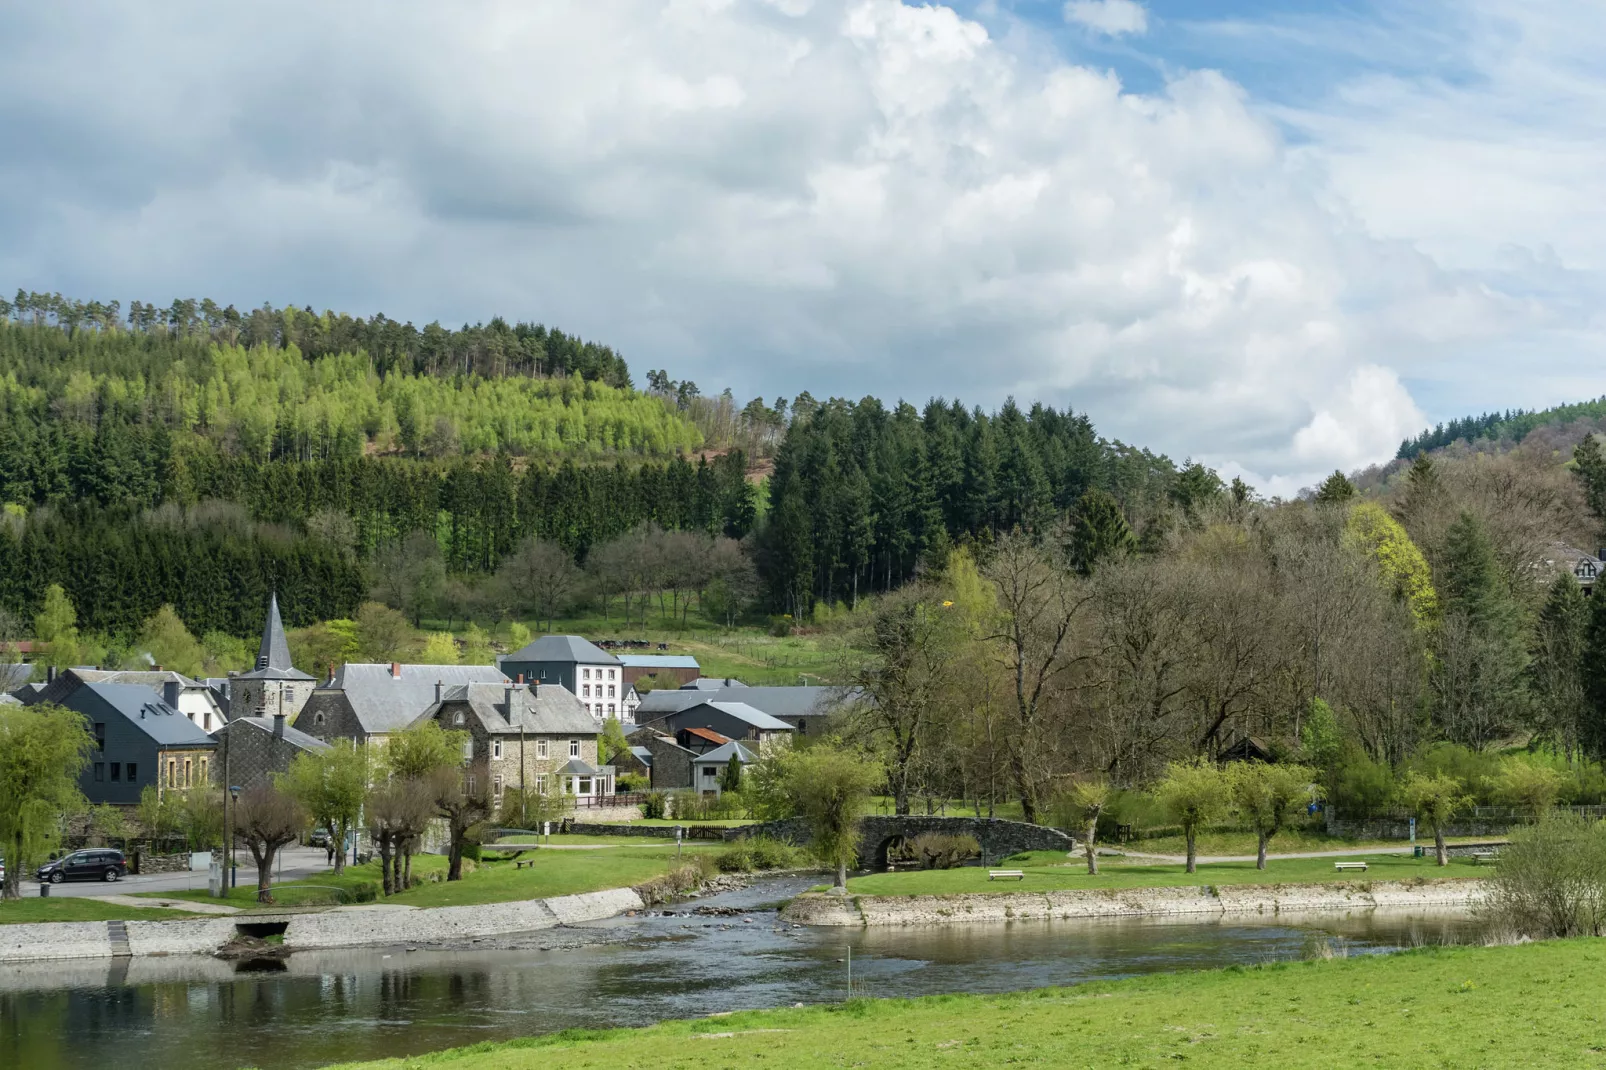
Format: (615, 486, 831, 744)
(228, 784, 241, 890)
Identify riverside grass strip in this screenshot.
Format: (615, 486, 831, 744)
(0, 899, 205, 925)
(325, 939, 1606, 1069)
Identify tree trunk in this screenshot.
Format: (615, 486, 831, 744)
(1083, 817, 1099, 875)
(254, 845, 277, 904)
(377, 835, 394, 895)
(1256, 831, 1269, 871)
(1434, 826, 1447, 867)
(1185, 828, 1197, 874)
(402, 843, 414, 890)
(3, 832, 21, 900)
(835, 858, 847, 890)
(448, 829, 465, 881)
(330, 821, 346, 876)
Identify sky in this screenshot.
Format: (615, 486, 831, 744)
(1, 0, 1601, 495)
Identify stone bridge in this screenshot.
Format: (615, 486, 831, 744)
(730, 816, 1075, 869)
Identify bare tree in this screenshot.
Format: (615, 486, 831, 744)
(234, 781, 308, 904)
(497, 537, 582, 632)
(428, 766, 494, 881)
(366, 778, 436, 895)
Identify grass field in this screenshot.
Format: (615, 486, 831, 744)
(325, 938, 1606, 1069)
(140, 844, 723, 910)
(0, 898, 204, 924)
(844, 851, 1484, 896)
(1121, 827, 1493, 858)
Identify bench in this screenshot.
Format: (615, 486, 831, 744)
(1333, 861, 1368, 872)
(1472, 851, 1500, 865)
(988, 869, 1025, 881)
(515, 859, 537, 870)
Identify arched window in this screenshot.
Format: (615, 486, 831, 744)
(313, 712, 326, 726)
(454, 711, 466, 726)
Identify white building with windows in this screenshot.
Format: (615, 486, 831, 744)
(499, 635, 629, 725)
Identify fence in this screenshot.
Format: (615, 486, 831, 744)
(572, 792, 648, 810)
(1325, 804, 1606, 840)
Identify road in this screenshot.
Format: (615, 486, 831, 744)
(14, 845, 334, 899)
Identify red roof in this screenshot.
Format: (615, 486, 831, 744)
(683, 726, 732, 746)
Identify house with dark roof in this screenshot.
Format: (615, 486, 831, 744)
(24, 678, 217, 805)
(616, 653, 701, 689)
(499, 635, 625, 724)
(625, 727, 696, 791)
(410, 681, 610, 804)
(634, 700, 795, 752)
(62, 669, 227, 731)
(212, 713, 331, 793)
(295, 662, 511, 745)
(689, 740, 756, 798)
(228, 594, 316, 722)
(635, 685, 838, 735)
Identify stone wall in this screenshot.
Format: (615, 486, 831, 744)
(131, 851, 193, 875)
(564, 821, 672, 838)
(734, 816, 1075, 867)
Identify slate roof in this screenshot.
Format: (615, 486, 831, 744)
(502, 634, 620, 666)
(558, 757, 601, 776)
(638, 687, 831, 722)
(88, 682, 217, 747)
(239, 593, 314, 681)
(617, 654, 701, 670)
(681, 677, 747, 691)
(0, 692, 20, 706)
(629, 745, 653, 768)
(697, 700, 794, 732)
(692, 741, 757, 766)
(320, 663, 510, 735)
(418, 681, 599, 737)
(217, 716, 331, 753)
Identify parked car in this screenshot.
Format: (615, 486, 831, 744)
(36, 849, 127, 884)
(307, 828, 330, 848)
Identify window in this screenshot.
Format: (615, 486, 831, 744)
(569, 739, 580, 758)
(493, 775, 504, 798)
(608, 685, 616, 698)
(313, 712, 326, 726)
(126, 763, 137, 783)
(537, 739, 549, 759)
(285, 687, 295, 703)
(578, 777, 592, 795)
(94, 723, 105, 752)
(110, 763, 121, 782)
(535, 774, 548, 794)
(94, 763, 105, 782)
(453, 711, 466, 726)
(203, 713, 212, 731)
(467, 775, 477, 794)
(703, 766, 718, 780)
(582, 684, 591, 698)
(184, 759, 192, 787)
(582, 668, 591, 680)
(167, 760, 177, 787)
(492, 739, 503, 759)
(608, 704, 616, 715)
(607, 669, 615, 680)
(200, 758, 208, 783)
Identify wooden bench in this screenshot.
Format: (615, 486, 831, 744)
(1472, 851, 1500, 865)
(988, 869, 1025, 881)
(1333, 861, 1368, 872)
(514, 859, 537, 870)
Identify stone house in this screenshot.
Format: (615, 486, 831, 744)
(211, 713, 331, 793)
(634, 683, 841, 736)
(625, 727, 696, 791)
(295, 662, 510, 747)
(228, 594, 316, 722)
(498, 635, 625, 724)
(633, 700, 795, 753)
(409, 681, 611, 807)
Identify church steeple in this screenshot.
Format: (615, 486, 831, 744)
(256, 592, 293, 672)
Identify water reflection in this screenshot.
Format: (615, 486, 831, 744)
(0, 881, 1486, 1070)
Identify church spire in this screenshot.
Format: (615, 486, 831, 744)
(256, 592, 293, 672)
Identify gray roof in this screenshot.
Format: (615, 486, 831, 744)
(638, 685, 837, 720)
(216, 716, 331, 753)
(256, 593, 297, 673)
(0, 692, 20, 706)
(692, 741, 757, 766)
(68, 669, 224, 704)
(502, 634, 620, 666)
(558, 757, 600, 776)
(419, 681, 599, 737)
(629, 745, 653, 767)
(617, 654, 700, 670)
(320, 662, 510, 734)
(86, 682, 217, 747)
(681, 676, 748, 690)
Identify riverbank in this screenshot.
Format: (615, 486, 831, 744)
(784, 876, 1485, 925)
(320, 938, 1606, 1069)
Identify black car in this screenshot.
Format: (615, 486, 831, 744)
(36, 849, 127, 884)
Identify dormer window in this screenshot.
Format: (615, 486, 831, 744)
(453, 711, 466, 726)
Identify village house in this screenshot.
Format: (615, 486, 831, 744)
(22, 675, 216, 805)
(632, 699, 796, 752)
(57, 669, 228, 731)
(409, 680, 611, 805)
(616, 653, 701, 690)
(498, 635, 626, 724)
(211, 712, 330, 793)
(227, 594, 316, 722)
(295, 662, 510, 747)
(633, 682, 840, 735)
(689, 740, 756, 798)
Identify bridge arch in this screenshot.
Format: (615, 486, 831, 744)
(731, 815, 1074, 870)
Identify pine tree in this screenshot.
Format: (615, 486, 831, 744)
(1067, 488, 1135, 575)
(1313, 470, 1356, 505)
(1433, 512, 1529, 748)
(1531, 573, 1589, 754)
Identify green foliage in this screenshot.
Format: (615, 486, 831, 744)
(136, 784, 181, 842)
(177, 786, 224, 852)
(282, 740, 370, 872)
(1299, 698, 1343, 773)
(1344, 501, 1438, 629)
(1398, 771, 1473, 863)
(1494, 758, 1566, 820)
(775, 747, 879, 887)
(720, 753, 745, 794)
(87, 803, 128, 845)
(134, 604, 205, 676)
(1227, 762, 1320, 867)
(896, 832, 981, 870)
(355, 602, 412, 663)
(1326, 743, 1397, 820)
(496, 785, 569, 829)
(641, 791, 668, 820)
(459, 622, 493, 664)
(417, 631, 460, 665)
(1313, 471, 1356, 504)
(1530, 574, 1589, 752)
(1067, 488, 1134, 575)
(1574, 434, 1606, 529)
(598, 717, 630, 766)
(1152, 758, 1231, 872)
(1484, 811, 1606, 938)
(0, 702, 91, 898)
(384, 721, 467, 781)
(1433, 511, 1529, 749)
(716, 836, 805, 873)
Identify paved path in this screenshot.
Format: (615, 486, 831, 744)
(86, 894, 242, 915)
(16, 845, 332, 899)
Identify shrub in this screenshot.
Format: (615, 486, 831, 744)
(717, 836, 805, 873)
(461, 842, 482, 863)
(641, 791, 668, 820)
(904, 833, 981, 870)
(617, 772, 649, 793)
(1483, 811, 1606, 938)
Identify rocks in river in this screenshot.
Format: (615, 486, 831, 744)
(690, 905, 745, 917)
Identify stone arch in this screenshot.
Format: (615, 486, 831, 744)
(873, 834, 909, 870)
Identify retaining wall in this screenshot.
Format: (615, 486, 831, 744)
(736, 816, 1074, 866)
(783, 878, 1487, 927)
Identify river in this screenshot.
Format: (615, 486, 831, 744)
(0, 878, 1487, 1070)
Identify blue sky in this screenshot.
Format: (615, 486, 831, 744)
(0, 0, 1598, 493)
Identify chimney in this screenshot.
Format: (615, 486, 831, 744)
(273, 712, 286, 738)
(47, 665, 57, 683)
(391, 662, 402, 679)
(162, 679, 181, 709)
(516, 673, 525, 685)
(435, 680, 443, 703)
(504, 685, 516, 723)
(1597, 548, 1605, 562)
(153, 664, 162, 672)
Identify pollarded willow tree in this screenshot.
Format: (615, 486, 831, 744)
(0, 703, 92, 900)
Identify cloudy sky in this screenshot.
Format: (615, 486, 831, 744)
(1, 0, 1599, 493)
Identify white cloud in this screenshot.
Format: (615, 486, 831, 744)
(0, 0, 1576, 491)
(1063, 0, 1148, 37)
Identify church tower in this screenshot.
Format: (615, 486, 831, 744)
(230, 592, 316, 722)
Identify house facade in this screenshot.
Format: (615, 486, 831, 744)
(295, 662, 511, 746)
(410, 681, 611, 805)
(617, 653, 701, 689)
(23, 677, 217, 805)
(633, 700, 795, 752)
(626, 727, 696, 791)
(499, 635, 625, 724)
(689, 740, 756, 798)
(634, 683, 840, 735)
(65, 670, 227, 731)
(212, 713, 331, 793)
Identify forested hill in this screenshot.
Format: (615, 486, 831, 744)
(0, 290, 1201, 642)
(1397, 396, 1606, 458)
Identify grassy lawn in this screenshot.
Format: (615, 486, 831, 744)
(1122, 827, 1493, 857)
(325, 938, 1606, 1070)
(865, 797, 1029, 822)
(136, 845, 720, 910)
(594, 818, 753, 828)
(491, 835, 680, 846)
(845, 851, 1484, 896)
(0, 898, 205, 924)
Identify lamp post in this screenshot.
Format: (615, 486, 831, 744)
(228, 784, 241, 889)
